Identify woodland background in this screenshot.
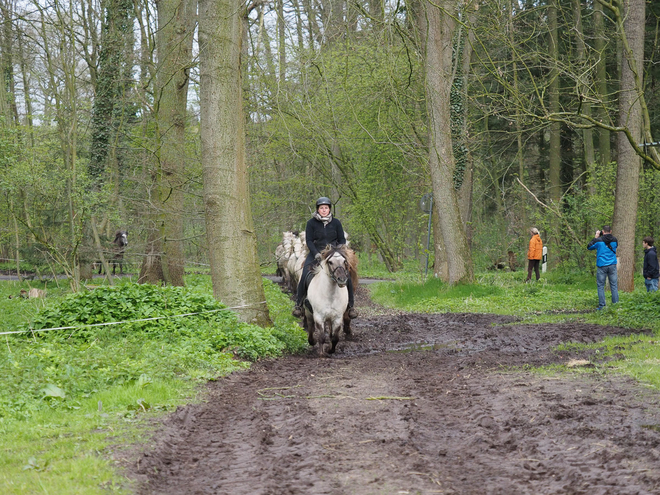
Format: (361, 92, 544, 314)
(0, 0, 659, 305)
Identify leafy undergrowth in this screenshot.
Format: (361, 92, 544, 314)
(0, 277, 305, 494)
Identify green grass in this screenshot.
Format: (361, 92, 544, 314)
(370, 270, 597, 315)
(0, 379, 196, 494)
(0, 276, 306, 494)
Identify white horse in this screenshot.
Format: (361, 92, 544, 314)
(276, 231, 295, 285)
(287, 232, 308, 292)
(303, 246, 350, 357)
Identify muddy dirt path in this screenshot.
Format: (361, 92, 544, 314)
(126, 288, 660, 494)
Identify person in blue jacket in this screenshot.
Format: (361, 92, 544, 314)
(587, 225, 619, 310)
(292, 197, 358, 319)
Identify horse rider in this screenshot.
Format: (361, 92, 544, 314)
(292, 197, 358, 320)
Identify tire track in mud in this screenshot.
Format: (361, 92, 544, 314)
(127, 312, 660, 495)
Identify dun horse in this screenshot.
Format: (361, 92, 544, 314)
(302, 245, 352, 357)
(99, 230, 128, 275)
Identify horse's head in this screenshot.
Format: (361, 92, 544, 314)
(322, 248, 350, 288)
(114, 230, 128, 248)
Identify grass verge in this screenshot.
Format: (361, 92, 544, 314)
(0, 276, 305, 494)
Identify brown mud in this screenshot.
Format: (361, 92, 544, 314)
(126, 287, 660, 494)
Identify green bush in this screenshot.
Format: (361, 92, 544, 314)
(1, 279, 307, 422)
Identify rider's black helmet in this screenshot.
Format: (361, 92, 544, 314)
(316, 197, 332, 209)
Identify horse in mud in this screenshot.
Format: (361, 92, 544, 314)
(99, 230, 128, 275)
(302, 245, 352, 357)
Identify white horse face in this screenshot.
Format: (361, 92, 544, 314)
(326, 252, 349, 287)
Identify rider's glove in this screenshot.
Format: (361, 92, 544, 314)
(315, 253, 322, 262)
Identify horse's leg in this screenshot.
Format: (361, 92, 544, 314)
(304, 312, 315, 346)
(317, 321, 328, 357)
(328, 321, 341, 354)
(343, 311, 352, 337)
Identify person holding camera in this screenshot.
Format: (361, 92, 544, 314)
(642, 236, 659, 293)
(587, 225, 619, 310)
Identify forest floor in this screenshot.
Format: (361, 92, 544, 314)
(122, 286, 660, 494)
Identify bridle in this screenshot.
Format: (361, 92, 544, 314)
(325, 253, 349, 287)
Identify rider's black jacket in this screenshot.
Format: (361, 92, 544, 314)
(305, 217, 347, 258)
(644, 246, 660, 279)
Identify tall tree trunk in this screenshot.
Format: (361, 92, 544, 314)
(17, 27, 34, 145)
(291, 0, 305, 53)
(594, 1, 610, 170)
(613, 0, 645, 292)
(547, 1, 561, 266)
(199, 0, 271, 325)
(573, 0, 594, 178)
(153, 0, 197, 286)
(0, 1, 18, 124)
(277, 0, 286, 82)
(509, 0, 526, 229)
(302, 0, 320, 47)
(456, 4, 476, 242)
(421, 0, 473, 283)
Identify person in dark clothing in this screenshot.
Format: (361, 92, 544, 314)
(587, 225, 619, 310)
(642, 236, 659, 293)
(292, 197, 358, 319)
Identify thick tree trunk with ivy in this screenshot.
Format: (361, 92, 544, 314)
(89, 0, 133, 184)
(198, 0, 271, 325)
(422, 0, 473, 284)
(613, 0, 645, 292)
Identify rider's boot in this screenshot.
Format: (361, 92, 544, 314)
(347, 306, 358, 319)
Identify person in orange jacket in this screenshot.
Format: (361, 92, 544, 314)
(526, 227, 543, 282)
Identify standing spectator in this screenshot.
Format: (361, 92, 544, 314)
(642, 236, 659, 293)
(587, 225, 619, 310)
(526, 227, 543, 282)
